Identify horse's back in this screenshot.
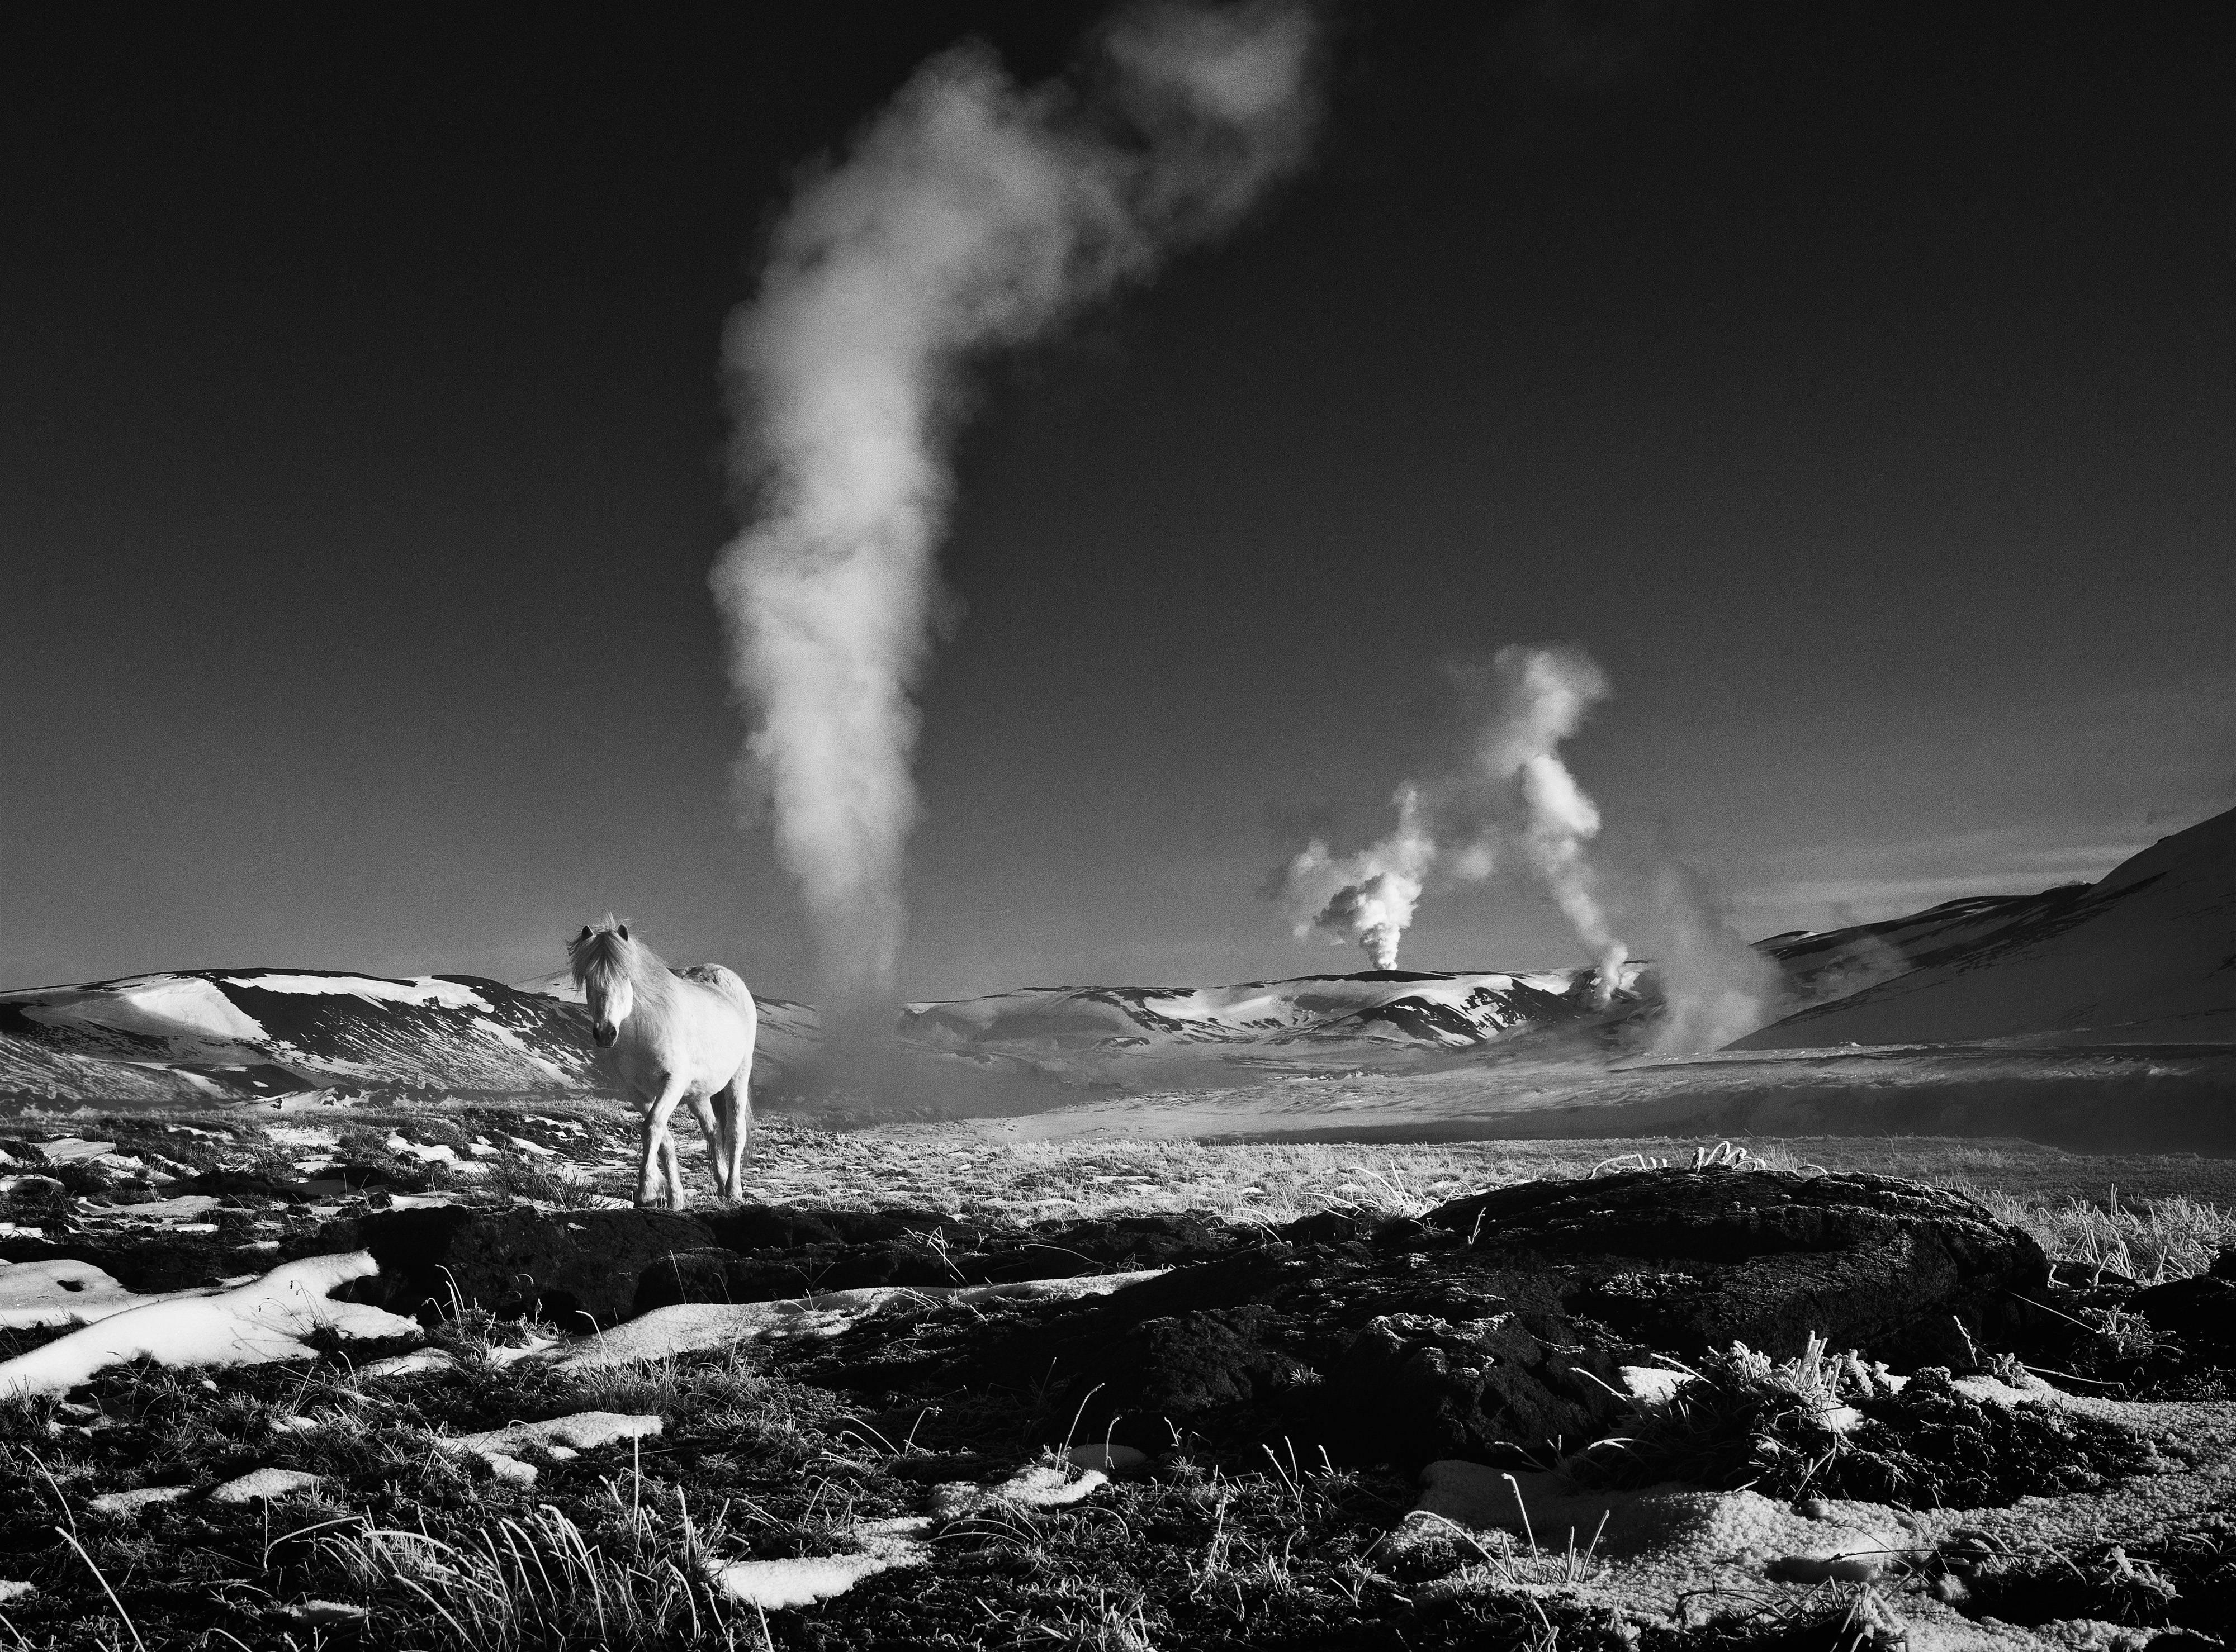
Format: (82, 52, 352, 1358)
(671, 965, 757, 1056)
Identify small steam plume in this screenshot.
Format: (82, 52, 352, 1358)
(1266, 645, 1629, 999)
(1272, 785, 1434, 967)
(715, 3, 1321, 1019)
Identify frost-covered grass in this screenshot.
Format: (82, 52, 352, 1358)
(1974, 1190, 2236, 1284)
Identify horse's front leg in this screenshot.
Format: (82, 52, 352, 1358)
(659, 1131, 688, 1212)
(637, 1076, 690, 1208)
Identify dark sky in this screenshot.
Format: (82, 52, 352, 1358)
(5, 2, 2232, 999)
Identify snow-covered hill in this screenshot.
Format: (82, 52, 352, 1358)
(0, 971, 601, 1104)
(1736, 806, 2236, 1048)
(0, 966, 823, 1107)
(901, 963, 1644, 1070)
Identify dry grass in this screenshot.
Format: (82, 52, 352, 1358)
(740, 1125, 2235, 1281)
(1972, 1189, 2236, 1284)
(325, 1492, 746, 1651)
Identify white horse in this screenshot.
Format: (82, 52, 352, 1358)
(568, 918, 757, 1209)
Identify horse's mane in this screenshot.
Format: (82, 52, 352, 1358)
(568, 916, 676, 1005)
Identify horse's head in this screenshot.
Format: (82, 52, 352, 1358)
(569, 919, 635, 1048)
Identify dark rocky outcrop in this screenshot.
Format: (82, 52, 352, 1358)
(832, 1169, 2055, 1470)
(329, 1207, 719, 1329)
(1425, 1166, 2051, 1361)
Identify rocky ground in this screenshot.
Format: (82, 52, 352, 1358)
(1, 1107, 2233, 1649)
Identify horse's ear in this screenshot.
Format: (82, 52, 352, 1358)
(576, 925, 592, 942)
(617, 924, 630, 941)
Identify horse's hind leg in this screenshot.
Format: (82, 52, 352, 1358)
(689, 1091, 727, 1202)
(718, 1075, 752, 1199)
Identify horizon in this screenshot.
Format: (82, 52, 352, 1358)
(9, 796, 2214, 1004)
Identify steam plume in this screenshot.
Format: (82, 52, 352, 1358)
(1274, 785, 1434, 967)
(716, 3, 1320, 1013)
(1453, 645, 1628, 1003)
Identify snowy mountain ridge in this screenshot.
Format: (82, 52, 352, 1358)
(901, 965, 1642, 1059)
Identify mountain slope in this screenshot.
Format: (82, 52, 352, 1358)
(1733, 807, 2236, 1049)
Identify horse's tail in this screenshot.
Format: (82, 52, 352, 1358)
(673, 963, 757, 1024)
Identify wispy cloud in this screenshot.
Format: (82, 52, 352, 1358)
(1730, 826, 2152, 934)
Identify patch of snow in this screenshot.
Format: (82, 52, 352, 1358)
(933, 1463, 1107, 1518)
(89, 1486, 193, 1518)
(209, 1467, 325, 1504)
(385, 1132, 459, 1164)
(707, 1516, 931, 1610)
(1618, 1365, 1693, 1404)
(358, 1348, 458, 1379)
(437, 1411, 662, 1483)
(31, 1138, 116, 1164)
(0, 1259, 222, 1329)
(552, 1270, 1165, 1370)
(231, 974, 492, 1011)
(39, 976, 269, 1046)
(278, 1601, 367, 1628)
(266, 1126, 339, 1149)
(103, 1195, 222, 1223)
(0, 1251, 421, 1397)
(0, 1580, 32, 1603)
